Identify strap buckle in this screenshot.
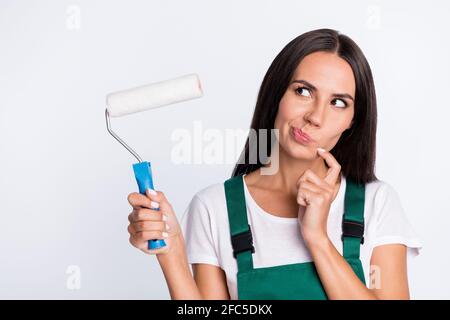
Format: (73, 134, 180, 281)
(231, 225, 255, 258)
(341, 219, 365, 244)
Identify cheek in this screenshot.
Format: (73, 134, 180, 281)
(275, 97, 298, 129)
(321, 121, 352, 148)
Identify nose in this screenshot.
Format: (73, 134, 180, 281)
(303, 99, 327, 128)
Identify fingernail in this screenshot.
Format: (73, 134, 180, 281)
(146, 188, 157, 196)
(162, 232, 169, 238)
(165, 223, 170, 230)
(150, 201, 159, 209)
(162, 214, 168, 221)
(317, 148, 326, 153)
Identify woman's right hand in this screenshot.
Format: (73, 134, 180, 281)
(127, 188, 183, 255)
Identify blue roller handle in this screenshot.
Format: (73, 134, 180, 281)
(132, 161, 167, 250)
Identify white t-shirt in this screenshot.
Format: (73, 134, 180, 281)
(180, 173, 423, 300)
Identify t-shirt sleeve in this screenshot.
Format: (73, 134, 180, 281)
(370, 183, 423, 258)
(180, 194, 220, 267)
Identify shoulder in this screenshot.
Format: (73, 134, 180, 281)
(193, 180, 228, 207)
(180, 179, 230, 236)
(360, 178, 423, 256)
(182, 179, 229, 220)
(362, 177, 415, 235)
(363, 178, 403, 212)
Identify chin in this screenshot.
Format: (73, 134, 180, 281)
(283, 141, 316, 160)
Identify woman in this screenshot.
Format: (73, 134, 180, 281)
(126, 28, 422, 299)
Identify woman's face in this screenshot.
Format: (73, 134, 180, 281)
(274, 51, 355, 160)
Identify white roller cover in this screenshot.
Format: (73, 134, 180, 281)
(106, 73, 203, 117)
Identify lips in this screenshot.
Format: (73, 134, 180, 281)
(292, 127, 314, 143)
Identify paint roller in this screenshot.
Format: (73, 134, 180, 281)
(105, 73, 203, 250)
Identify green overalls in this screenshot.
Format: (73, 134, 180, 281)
(224, 174, 366, 300)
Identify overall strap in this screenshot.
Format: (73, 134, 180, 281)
(224, 175, 254, 273)
(342, 178, 366, 260)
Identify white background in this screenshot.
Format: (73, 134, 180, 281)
(0, 0, 448, 299)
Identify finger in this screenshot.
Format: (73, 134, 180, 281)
(298, 181, 323, 194)
(128, 209, 163, 223)
(297, 188, 320, 207)
(128, 223, 166, 237)
(297, 195, 307, 207)
(127, 224, 135, 235)
(129, 235, 140, 248)
(127, 192, 158, 210)
(297, 169, 331, 192)
(297, 189, 310, 207)
(145, 189, 176, 218)
(317, 148, 341, 185)
(145, 189, 170, 207)
(145, 188, 164, 202)
(133, 221, 166, 232)
(131, 230, 168, 242)
(129, 236, 163, 254)
(129, 235, 167, 253)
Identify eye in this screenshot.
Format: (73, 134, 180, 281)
(331, 98, 347, 108)
(295, 87, 312, 98)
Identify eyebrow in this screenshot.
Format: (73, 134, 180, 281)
(291, 79, 354, 101)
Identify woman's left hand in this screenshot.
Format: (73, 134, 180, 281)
(296, 148, 342, 246)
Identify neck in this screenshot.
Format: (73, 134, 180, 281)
(258, 146, 337, 197)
